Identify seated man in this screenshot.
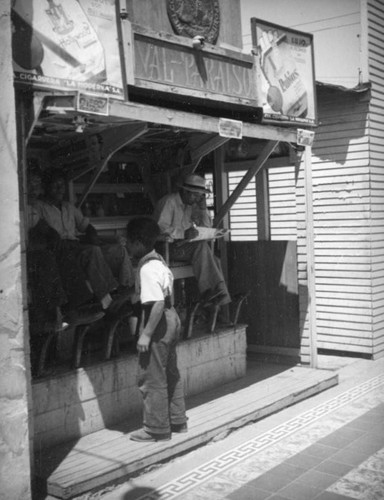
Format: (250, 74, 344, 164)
(34, 170, 134, 311)
(153, 174, 230, 306)
(27, 170, 94, 322)
(27, 170, 101, 373)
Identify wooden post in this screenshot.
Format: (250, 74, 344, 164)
(213, 140, 279, 228)
(256, 168, 270, 241)
(214, 146, 230, 280)
(304, 145, 318, 368)
(214, 146, 230, 323)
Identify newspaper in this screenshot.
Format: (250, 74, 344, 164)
(187, 226, 229, 242)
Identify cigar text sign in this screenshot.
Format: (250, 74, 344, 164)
(251, 18, 317, 126)
(12, 0, 124, 98)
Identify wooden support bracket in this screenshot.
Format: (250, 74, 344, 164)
(77, 122, 148, 207)
(213, 139, 279, 228)
(188, 135, 230, 174)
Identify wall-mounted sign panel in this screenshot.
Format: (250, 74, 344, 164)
(12, 0, 124, 98)
(77, 93, 109, 116)
(219, 118, 243, 139)
(297, 129, 315, 146)
(251, 18, 317, 126)
(132, 28, 259, 108)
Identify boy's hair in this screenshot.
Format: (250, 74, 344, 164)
(126, 217, 160, 251)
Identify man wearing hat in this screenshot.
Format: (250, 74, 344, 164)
(154, 174, 230, 306)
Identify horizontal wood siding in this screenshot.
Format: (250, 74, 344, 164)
(228, 171, 258, 240)
(298, 88, 371, 363)
(368, 0, 384, 358)
(269, 166, 298, 240)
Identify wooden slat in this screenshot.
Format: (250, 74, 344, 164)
(39, 367, 338, 498)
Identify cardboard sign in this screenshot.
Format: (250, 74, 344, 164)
(297, 129, 315, 146)
(219, 118, 243, 139)
(77, 93, 109, 116)
(12, 0, 124, 98)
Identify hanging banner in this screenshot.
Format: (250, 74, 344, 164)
(12, 0, 124, 99)
(251, 18, 317, 126)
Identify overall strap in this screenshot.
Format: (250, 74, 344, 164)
(135, 251, 172, 306)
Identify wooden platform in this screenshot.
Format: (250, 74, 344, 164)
(35, 364, 338, 499)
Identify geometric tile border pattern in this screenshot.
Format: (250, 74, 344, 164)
(137, 373, 384, 500)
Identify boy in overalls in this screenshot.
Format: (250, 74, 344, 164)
(126, 217, 187, 442)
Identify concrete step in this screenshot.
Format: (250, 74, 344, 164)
(36, 365, 338, 499)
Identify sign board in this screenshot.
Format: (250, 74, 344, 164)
(12, 0, 124, 98)
(77, 93, 109, 116)
(133, 33, 258, 106)
(251, 18, 317, 126)
(297, 129, 315, 146)
(219, 118, 243, 139)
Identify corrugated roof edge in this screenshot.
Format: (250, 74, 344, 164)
(316, 81, 371, 93)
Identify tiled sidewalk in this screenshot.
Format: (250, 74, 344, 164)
(224, 405, 384, 500)
(125, 372, 384, 500)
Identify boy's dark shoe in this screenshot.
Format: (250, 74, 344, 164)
(130, 429, 171, 442)
(171, 423, 188, 433)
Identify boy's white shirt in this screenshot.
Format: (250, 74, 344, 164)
(140, 258, 173, 304)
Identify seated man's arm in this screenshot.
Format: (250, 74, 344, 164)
(28, 218, 61, 251)
(154, 196, 185, 240)
(73, 205, 101, 245)
(84, 223, 101, 245)
(192, 194, 212, 228)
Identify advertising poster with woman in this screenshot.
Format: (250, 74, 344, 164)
(251, 18, 317, 126)
(12, 0, 124, 99)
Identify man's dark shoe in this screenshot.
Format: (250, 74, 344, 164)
(64, 305, 104, 326)
(202, 288, 227, 307)
(107, 294, 132, 317)
(130, 429, 171, 442)
(171, 423, 188, 433)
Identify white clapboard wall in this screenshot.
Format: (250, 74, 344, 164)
(301, 88, 371, 360)
(367, 0, 384, 359)
(228, 171, 258, 241)
(299, 0, 384, 362)
(269, 166, 297, 241)
(226, 0, 384, 361)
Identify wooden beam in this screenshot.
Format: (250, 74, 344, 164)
(77, 123, 147, 207)
(360, 0, 369, 83)
(213, 140, 279, 228)
(165, 134, 230, 180)
(141, 157, 158, 207)
(224, 155, 294, 172)
(304, 145, 318, 368)
(256, 168, 270, 241)
(109, 99, 298, 143)
(26, 92, 46, 145)
(191, 135, 230, 164)
(188, 135, 230, 174)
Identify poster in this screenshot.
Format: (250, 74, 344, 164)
(251, 18, 317, 126)
(12, 0, 124, 98)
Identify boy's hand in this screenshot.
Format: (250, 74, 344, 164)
(137, 333, 151, 353)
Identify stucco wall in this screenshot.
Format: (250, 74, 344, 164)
(0, 2, 33, 498)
